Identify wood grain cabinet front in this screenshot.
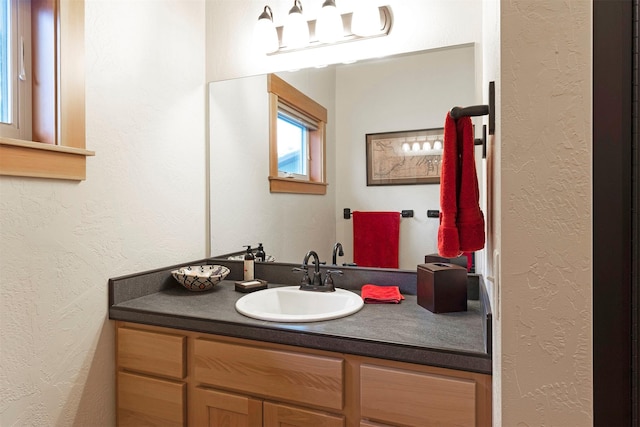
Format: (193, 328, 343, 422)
(117, 371, 185, 427)
(192, 387, 263, 427)
(193, 337, 344, 411)
(114, 321, 491, 427)
(263, 401, 345, 427)
(360, 364, 491, 427)
(118, 326, 186, 379)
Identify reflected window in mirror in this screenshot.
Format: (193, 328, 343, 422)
(267, 74, 327, 195)
(277, 107, 313, 179)
(0, 0, 92, 181)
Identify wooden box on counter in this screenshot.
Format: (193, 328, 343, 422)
(417, 262, 468, 313)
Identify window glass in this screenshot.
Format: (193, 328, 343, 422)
(0, 0, 11, 124)
(277, 111, 308, 176)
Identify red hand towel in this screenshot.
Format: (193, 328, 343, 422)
(361, 284, 405, 304)
(438, 113, 485, 257)
(438, 114, 461, 257)
(457, 117, 485, 252)
(352, 211, 400, 268)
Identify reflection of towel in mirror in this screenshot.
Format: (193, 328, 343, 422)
(438, 114, 485, 258)
(353, 211, 400, 268)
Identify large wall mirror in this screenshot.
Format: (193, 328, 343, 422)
(210, 44, 483, 270)
(0, 0, 91, 181)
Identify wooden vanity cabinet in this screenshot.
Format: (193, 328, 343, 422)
(115, 321, 491, 427)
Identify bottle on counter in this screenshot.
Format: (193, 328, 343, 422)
(243, 245, 255, 281)
(255, 243, 266, 262)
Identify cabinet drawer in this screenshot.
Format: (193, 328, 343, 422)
(118, 327, 186, 379)
(360, 364, 476, 427)
(117, 371, 185, 427)
(193, 338, 344, 410)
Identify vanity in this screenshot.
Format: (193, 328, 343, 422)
(109, 259, 492, 426)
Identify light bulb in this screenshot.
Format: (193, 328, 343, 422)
(412, 142, 421, 151)
(434, 140, 443, 150)
(316, 0, 343, 43)
(423, 142, 432, 151)
(401, 142, 410, 152)
(253, 6, 279, 54)
(283, 0, 309, 49)
(351, 2, 381, 37)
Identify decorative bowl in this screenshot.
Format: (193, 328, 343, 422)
(171, 265, 230, 292)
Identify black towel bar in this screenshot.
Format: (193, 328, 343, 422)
(448, 81, 495, 159)
(343, 208, 414, 219)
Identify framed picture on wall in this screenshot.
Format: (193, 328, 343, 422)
(366, 128, 444, 186)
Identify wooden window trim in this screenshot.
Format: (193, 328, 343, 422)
(267, 74, 327, 195)
(0, 0, 92, 181)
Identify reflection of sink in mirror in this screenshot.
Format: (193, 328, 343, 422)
(235, 286, 364, 323)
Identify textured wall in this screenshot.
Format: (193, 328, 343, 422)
(498, 0, 592, 424)
(0, 0, 206, 425)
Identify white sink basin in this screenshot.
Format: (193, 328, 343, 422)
(235, 286, 364, 322)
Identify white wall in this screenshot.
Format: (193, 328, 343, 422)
(0, 0, 206, 425)
(334, 46, 479, 269)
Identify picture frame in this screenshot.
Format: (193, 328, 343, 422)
(366, 128, 445, 186)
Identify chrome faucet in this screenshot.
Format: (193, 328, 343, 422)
(332, 242, 344, 265)
(293, 250, 341, 292)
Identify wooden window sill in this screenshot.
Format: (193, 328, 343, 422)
(0, 138, 95, 181)
(268, 176, 328, 195)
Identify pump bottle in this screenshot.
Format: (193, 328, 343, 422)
(243, 245, 255, 281)
(255, 243, 266, 262)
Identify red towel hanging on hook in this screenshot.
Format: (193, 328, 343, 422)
(438, 113, 485, 258)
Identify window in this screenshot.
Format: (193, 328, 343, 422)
(0, 0, 92, 181)
(0, 0, 10, 125)
(267, 74, 327, 195)
(277, 112, 308, 176)
(0, 0, 32, 140)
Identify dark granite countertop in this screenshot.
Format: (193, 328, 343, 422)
(109, 259, 492, 374)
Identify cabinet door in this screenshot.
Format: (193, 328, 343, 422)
(360, 421, 393, 427)
(263, 402, 344, 427)
(192, 387, 263, 427)
(117, 371, 185, 427)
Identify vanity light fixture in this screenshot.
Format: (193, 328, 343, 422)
(253, 6, 279, 54)
(351, 1, 382, 37)
(254, 2, 392, 55)
(282, 0, 310, 49)
(316, 0, 343, 43)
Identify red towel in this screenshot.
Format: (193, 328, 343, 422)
(438, 114, 485, 257)
(353, 211, 400, 268)
(361, 284, 405, 304)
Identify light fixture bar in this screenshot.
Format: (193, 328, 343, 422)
(269, 5, 392, 55)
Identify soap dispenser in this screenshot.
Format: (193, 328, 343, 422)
(243, 245, 255, 281)
(256, 243, 266, 262)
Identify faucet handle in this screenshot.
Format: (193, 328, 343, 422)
(292, 266, 311, 286)
(323, 270, 343, 290)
